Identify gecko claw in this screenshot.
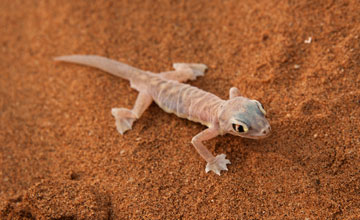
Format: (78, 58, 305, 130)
(205, 154, 231, 175)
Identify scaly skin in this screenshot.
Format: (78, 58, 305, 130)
(55, 55, 271, 175)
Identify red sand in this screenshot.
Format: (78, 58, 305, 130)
(1, 0, 359, 219)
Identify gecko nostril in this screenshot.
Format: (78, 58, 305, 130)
(262, 126, 270, 135)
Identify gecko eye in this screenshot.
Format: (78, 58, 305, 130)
(255, 101, 266, 115)
(232, 122, 248, 133)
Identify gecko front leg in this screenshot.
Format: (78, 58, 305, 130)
(229, 87, 241, 99)
(191, 128, 231, 175)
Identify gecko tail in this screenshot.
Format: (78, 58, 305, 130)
(54, 55, 143, 80)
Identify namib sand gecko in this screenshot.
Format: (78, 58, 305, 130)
(55, 55, 271, 175)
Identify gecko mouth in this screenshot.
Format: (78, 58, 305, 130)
(248, 134, 270, 139)
(243, 129, 271, 139)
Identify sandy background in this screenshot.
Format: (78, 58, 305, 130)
(1, 0, 359, 219)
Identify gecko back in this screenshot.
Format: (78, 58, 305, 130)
(147, 76, 224, 126)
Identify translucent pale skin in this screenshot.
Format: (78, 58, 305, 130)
(54, 55, 271, 175)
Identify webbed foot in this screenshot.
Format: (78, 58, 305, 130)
(173, 63, 208, 79)
(111, 108, 136, 135)
(205, 154, 231, 175)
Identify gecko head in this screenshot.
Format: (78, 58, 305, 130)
(218, 97, 271, 139)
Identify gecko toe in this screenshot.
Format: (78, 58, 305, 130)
(115, 118, 135, 135)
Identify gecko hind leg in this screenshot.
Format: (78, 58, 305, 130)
(111, 92, 153, 135)
(160, 63, 207, 82)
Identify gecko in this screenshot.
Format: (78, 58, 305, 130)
(54, 55, 271, 175)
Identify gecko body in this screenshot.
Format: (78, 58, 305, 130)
(55, 55, 271, 175)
